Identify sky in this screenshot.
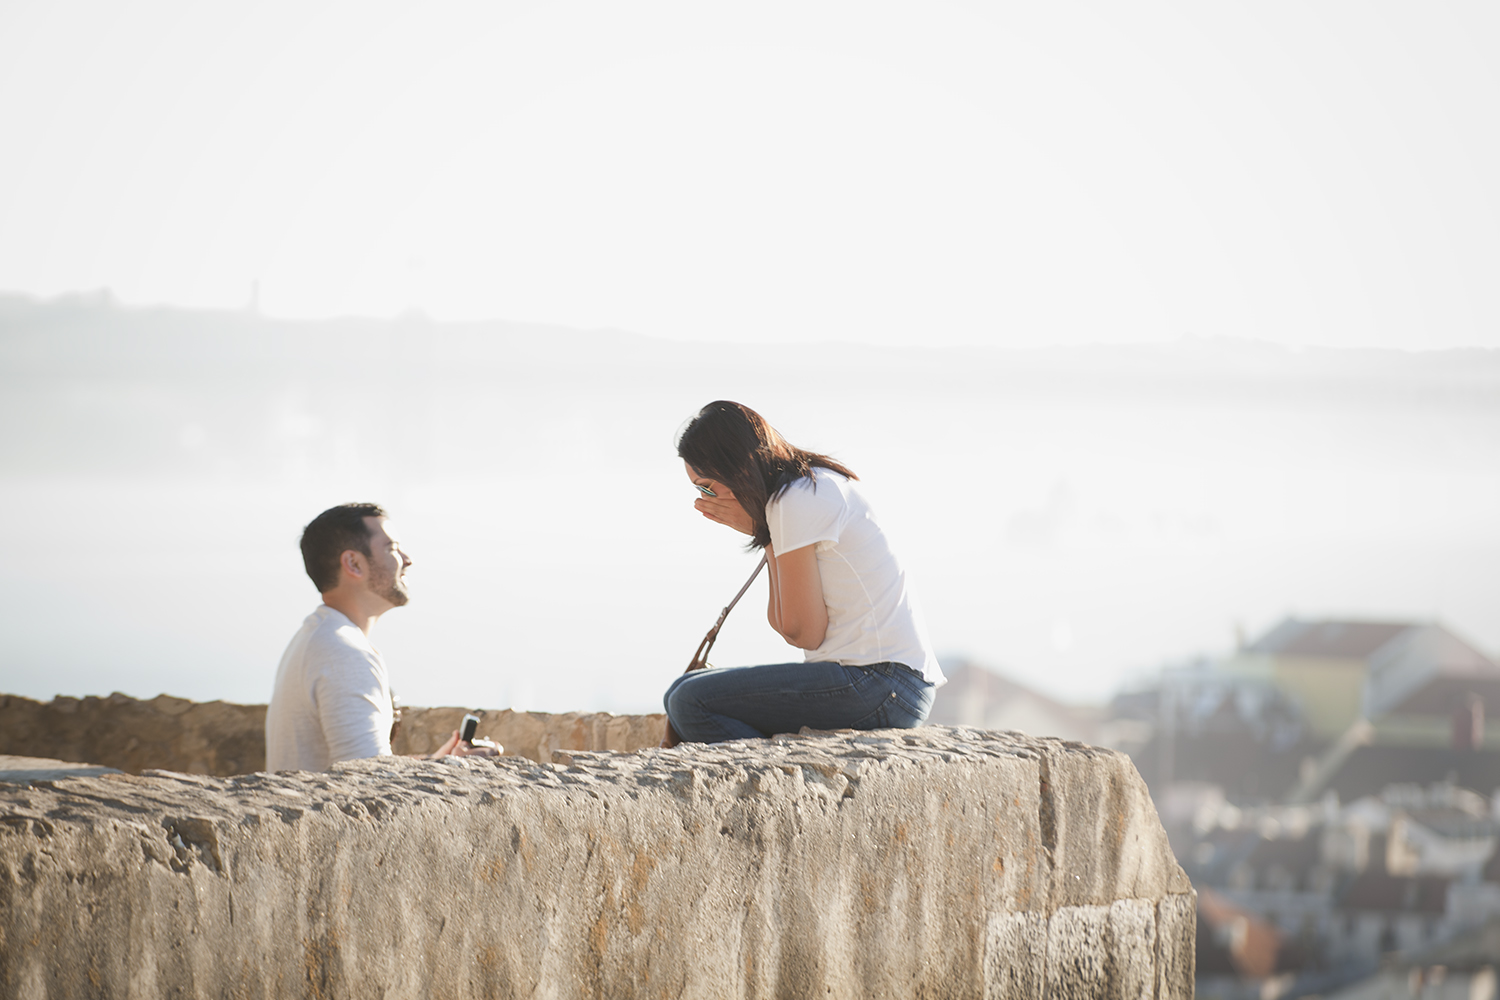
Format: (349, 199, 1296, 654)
(2, 1, 1499, 350)
(2, 4, 1499, 714)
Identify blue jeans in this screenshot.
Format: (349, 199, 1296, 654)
(664, 660, 934, 744)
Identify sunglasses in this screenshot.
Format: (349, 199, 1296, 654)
(694, 483, 717, 497)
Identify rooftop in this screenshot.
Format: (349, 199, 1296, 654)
(1247, 619, 1416, 659)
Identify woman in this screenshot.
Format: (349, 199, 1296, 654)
(664, 400, 945, 743)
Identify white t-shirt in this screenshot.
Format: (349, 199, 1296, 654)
(265, 605, 394, 771)
(765, 468, 945, 686)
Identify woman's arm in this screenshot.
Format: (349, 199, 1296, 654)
(765, 543, 783, 635)
(685, 466, 827, 647)
(768, 544, 828, 650)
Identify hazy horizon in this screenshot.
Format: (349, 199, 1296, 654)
(3, 294, 1496, 713)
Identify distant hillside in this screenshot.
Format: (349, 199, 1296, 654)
(4, 291, 1498, 712)
(4, 292, 1497, 481)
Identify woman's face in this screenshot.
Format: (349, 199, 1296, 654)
(684, 463, 733, 500)
(685, 462, 755, 536)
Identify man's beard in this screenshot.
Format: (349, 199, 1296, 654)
(368, 561, 410, 607)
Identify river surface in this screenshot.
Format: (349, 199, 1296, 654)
(3, 301, 1497, 713)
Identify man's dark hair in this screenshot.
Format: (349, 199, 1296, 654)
(300, 503, 389, 593)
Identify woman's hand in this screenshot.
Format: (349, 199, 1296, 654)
(694, 494, 754, 535)
(686, 463, 755, 535)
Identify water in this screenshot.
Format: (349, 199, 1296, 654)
(3, 301, 1497, 712)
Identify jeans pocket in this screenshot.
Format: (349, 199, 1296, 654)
(852, 671, 932, 731)
(888, 674, 934, 725)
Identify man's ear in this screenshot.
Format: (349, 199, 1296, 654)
(340, 549, 367, 580)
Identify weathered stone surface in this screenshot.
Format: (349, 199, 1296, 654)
(0, 692, 268, 776)
(0, 692, 666, 773)
(0, 756, 122, 784)
(393, 705, 666, 763)
(0, 726, 1192, 999)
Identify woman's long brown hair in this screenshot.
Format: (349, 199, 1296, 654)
(676, 401, 857, 550)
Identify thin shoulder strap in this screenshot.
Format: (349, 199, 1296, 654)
(687, 555, 768, 672)
(720, 554, 768, 623)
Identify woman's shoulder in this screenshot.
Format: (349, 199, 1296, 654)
(770, 467, 855, 510)
(781, 466, 850, 493)
(812, 466, 864, 500)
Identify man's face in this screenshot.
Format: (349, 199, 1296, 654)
(363, 517, 412, 608)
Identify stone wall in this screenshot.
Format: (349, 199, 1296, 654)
(0, 726, 1194, 999)
(393, 705, 665, 764)
(0, 692, 665, 773)
(0, 693, 268, 776)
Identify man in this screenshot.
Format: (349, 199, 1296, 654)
(265, 503, 496, 771)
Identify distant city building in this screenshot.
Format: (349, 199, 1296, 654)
(926, 621, 1500, 998)
(1184, 782, 1500, 999)
(1224, 618, 1500, 748)
(1110, 618, 1500, 1000)
(1115, 618, 1500, 804)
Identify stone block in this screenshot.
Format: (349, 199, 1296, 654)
(0, 692, 268, 776)
(0, 756, 122, 784)
(0, 726, 1192, 999)
(393, 705, 666, 763)
(0, 692, 668, 774)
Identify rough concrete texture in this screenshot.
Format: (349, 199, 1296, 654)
(0, 692, 666, 774)
(392, 705, 666, 763)
(0, 726, 1193, 999)
(0, 757, 122, 784)
(0, 693, 269, 776)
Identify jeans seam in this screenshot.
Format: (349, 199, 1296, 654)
(892, 676, 933, 721)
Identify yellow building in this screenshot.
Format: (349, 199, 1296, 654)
(1223, 619, 1499, 745)
(1223, 620, 1414, 740)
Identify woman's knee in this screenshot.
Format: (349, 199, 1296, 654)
(664, 672, 708, 720)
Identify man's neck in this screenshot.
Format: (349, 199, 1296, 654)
(321, 591, 384, 635)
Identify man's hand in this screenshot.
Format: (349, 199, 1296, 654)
(428, 729, 501, 759)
